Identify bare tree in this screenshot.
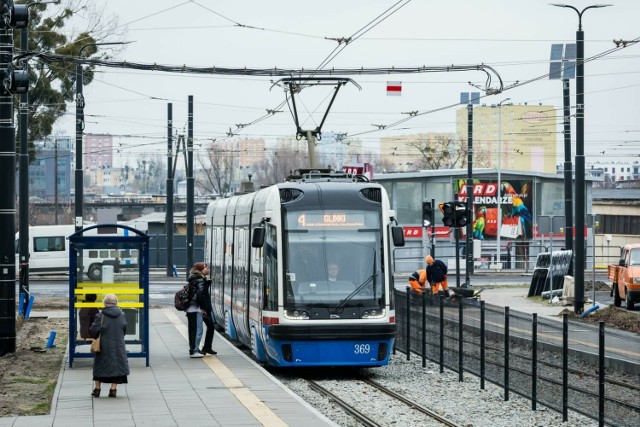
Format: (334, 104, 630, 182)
(196, 146, 234, 195)
(253, 148, 309, 187)
(410, 134, 468, 170)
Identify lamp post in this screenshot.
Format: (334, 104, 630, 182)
(75, 41, 127, 233)
(495, 98, 510, 270)
(551, 3, 611, 314)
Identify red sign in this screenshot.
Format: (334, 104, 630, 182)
(386, 81, 402, 96)
(403, 226, 453, 239)
(342, 163, 374, 180)
(403, 226, 423, 239)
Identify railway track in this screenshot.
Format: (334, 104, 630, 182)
(304, 376, 460, 427)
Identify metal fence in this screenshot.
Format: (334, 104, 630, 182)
(394, 289, 640, 426)
(393, 241, 623, 274)
(146, 234, 205, 269)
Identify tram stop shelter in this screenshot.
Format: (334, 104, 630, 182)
(67, 224, 150, 367)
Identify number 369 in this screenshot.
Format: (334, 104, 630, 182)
(354, 344, 371, 354)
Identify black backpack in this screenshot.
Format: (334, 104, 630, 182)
(174, 282, 193, 311)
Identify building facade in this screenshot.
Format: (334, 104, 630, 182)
(28, 136, 73, 202)
(376, 168, 596, 272)
(456, 104, 558, 174)
(84, 134, 114, 170)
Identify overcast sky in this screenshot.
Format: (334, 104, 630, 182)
(51, 0, 640, 166)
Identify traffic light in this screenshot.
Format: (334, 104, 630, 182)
(454, 201, 468, 227)
(439, 202, 455, 227)
(422, 201, 432, 227)
(439, 201, 469, 227)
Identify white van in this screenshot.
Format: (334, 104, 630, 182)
(16, 224, 139, 280)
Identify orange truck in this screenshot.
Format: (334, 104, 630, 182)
(608, 243, 640, 310)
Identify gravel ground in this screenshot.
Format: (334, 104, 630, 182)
(279, 353, 597, 427)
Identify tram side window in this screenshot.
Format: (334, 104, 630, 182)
(263, 224, 278, 311)
(34, 236, 65, 252)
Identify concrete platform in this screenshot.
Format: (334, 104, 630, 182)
(0, 308, 335, 427)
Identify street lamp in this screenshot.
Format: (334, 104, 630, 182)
(75, 41, 128, 232)
(495, 97, 510, 271)
(551, 3, 612, 314)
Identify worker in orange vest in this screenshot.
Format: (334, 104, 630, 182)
(408, 269, 428, 294)
(425, 255, 450, 297)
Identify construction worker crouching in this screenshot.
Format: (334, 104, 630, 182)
(408, 269, 428, 294)
(425, 255, 450, 297)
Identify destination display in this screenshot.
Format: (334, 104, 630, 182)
(291, 212, 367, 229)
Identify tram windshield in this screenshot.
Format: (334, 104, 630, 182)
(283, 210, 384, 317)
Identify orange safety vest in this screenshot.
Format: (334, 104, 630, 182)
(408, 269, 427, 294)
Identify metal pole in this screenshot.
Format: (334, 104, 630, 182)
(74, 62, 84, 232)
(406, 287, 411, 361)
(166, 103, 174, 276)
(480, 301, 485, 390)
(562, 313, 568, 422)
(592, 221, 597, 305)
(504, 306, 510, 401)
(458, 301, 463, 382)
(562, 79, 574, 275)
(306, 130, 318, 168)
(465, 104, 473, 286)
(598, 321, 605, 426)
(548, 216, 554, 303)
(18, 25, 29, 311)
(186, 96, 194, 269)
(0, 28, 17, 355)
(430, 198, 435, 258)
(575, 24, 585, 314)
(496, 98, 510, 269)
(54, 139, 58, 224)
(532, 313, 538, 410)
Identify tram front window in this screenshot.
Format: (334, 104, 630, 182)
(284, 210, 384, 318)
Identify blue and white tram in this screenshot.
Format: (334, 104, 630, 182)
(204, 170, 405, 367)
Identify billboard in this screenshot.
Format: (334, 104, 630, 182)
(454, 179, 533, 240)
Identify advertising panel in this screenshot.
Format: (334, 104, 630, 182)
(454, 179, 533, 241)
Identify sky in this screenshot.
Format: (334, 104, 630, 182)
(48, 0, 640, 167)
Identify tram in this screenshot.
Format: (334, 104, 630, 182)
(204, 169, 405, 367)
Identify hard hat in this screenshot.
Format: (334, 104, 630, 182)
(425, 255, 434, 264)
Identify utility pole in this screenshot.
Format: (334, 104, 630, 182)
(18, 13, 29, 314)
(54, 138, 59, 224)
(186, 95, 194, 270)
(562, 78, 574, 275)
(166, 103, 174, 276)
(465, 103, 473, 287)
(0, 2, 29, 356)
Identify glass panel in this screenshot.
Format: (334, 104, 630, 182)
(396, 181, 422, 224)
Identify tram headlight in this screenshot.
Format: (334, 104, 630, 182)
(362, 309, 385, 319)
(284, 309, 310, 320)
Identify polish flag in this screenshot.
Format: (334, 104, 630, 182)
(386, 81, 402, 96)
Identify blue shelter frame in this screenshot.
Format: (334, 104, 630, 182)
(68, 224, 150, 367)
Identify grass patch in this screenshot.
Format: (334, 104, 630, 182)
(23, 381, 58, 416)
(10, 377, 48, 385)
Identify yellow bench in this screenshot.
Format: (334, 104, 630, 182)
(74, 283, 145, 308)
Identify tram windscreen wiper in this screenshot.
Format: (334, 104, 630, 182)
(331, 273, 377, 314)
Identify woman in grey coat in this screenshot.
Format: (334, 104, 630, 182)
(90, 294, 129, 398)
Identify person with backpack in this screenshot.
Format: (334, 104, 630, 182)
(186, 262, 216, 358)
